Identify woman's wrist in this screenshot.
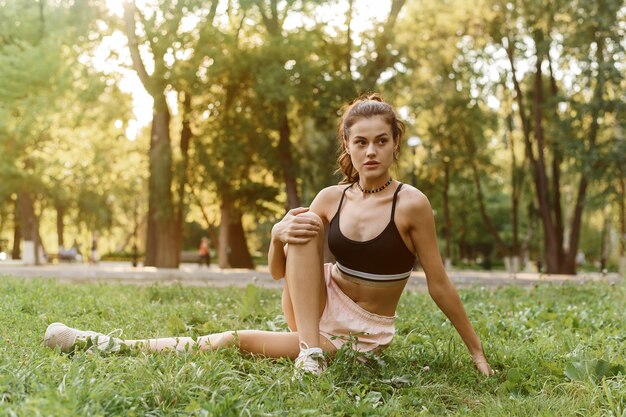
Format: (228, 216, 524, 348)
(469, 346, 486, 361)
(270, 226, 285, 246)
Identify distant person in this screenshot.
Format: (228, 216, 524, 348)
(44, 93, 493, 379)
(198, 237, 211, 267)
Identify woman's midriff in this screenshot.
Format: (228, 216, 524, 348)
(331, 264, 406, 317)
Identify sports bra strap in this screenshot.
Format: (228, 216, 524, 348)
(390, 183, 404, 221)
(335, 184, 352, 216)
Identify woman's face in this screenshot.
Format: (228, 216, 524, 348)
(345, 115, 396, 181)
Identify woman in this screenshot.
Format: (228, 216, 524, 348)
(45, 94, 494, 378)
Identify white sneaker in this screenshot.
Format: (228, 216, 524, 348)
(293, 342, 326, 379)
(44, 322, 122, 354)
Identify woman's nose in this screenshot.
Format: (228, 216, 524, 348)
(366, 143, 376, 156)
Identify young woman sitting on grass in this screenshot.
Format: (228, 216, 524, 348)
(45, 93, 494, 378)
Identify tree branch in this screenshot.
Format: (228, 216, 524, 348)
(123, 1, 152, 93)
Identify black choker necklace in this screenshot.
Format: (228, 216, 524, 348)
(356, 177, 393, 193)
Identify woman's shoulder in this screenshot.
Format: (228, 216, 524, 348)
(310, 184, 350, 219)
(397, 183, 432, 215)
(318, 183, 351, 198)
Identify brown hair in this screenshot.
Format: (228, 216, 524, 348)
(335, 93, 406, 184)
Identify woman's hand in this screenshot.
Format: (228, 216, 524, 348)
(472, 353, 495, 376)
(271, 207, 322, 245)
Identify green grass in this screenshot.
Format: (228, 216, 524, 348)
(1, 276, 624, 416)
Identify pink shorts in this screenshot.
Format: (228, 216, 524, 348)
(319, 263, 396, 352)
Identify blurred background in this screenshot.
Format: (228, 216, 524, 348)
(0, 0, 624, 275)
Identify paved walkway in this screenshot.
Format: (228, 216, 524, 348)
(0, 261, 621, 291)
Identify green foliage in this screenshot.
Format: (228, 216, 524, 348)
(1, 0, 624, 266)
(565, 359, 626, 384)
(1, 277, 625, 415)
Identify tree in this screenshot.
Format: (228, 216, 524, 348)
(486, 0, 625, 273)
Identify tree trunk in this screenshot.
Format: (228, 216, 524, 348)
(599, 208, 610, 272)
(507, 113, 521, 257)
(124, 2, 177, 268)
(507, 37, 560, 273)
(618, 166, 625, 275)
(17, 191, 38, 265)
(12, 224, 21, 260)
(173, 91, 193, 266)
(563, 36, 606, 274)
(531, 48, 562, 273)
(144, 97, 177, 268)
(218, 196, 231, 268)
(55, 203, 64, 249)
(228, 213, 254, 269)
(277, 103, 300, 209)
(11, 196, 20, 259)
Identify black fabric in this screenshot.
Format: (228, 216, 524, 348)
(328, 183, 416, 277)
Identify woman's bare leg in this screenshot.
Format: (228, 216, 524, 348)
(282, 279, 297, 331)
(122, 330, 336, 359)
(283, 214, 326, 348)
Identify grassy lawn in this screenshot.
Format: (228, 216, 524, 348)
(0, 276, 624, 416)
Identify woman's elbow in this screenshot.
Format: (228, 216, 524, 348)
(428, 282, 448, 301)
(270, 267, 285, 281)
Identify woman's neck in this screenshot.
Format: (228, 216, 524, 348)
(356, 176, 393, 193)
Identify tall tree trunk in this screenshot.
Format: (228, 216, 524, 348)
(277, 103, 300, 209)
(55, 202, 64, 249)
(11, 197, 21, 259)
(173, 91, 193, 266)
(547, 57, 564, 259)
(506, 113, 521, 257)
(144, 97, 177, 268)
(124, 2, 177, 268)
(599, 208, 610, 272)
(531, 46, 561, 273)
(507, 37, 559, 273)
(228, 212, 254, 269)
(17, 191, 38, 265)
(218, 196, 231, 268)
(563, 36, 606, 274)
(12, 223, 21, 260)
(618, 166, 625, 275)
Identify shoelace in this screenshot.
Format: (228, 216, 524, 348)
(89, 328, 123, 352)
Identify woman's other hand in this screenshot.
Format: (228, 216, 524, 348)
(271, 207, 322, 245)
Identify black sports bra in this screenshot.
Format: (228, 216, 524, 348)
(328, 183, 416, 283)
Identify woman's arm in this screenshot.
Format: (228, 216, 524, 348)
(407, 192, 494, 376)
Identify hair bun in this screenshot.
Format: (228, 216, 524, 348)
(357, 93, 385, 103)
(365, 92, 385, 103)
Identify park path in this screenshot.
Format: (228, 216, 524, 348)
(0, 261, 620, 291)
